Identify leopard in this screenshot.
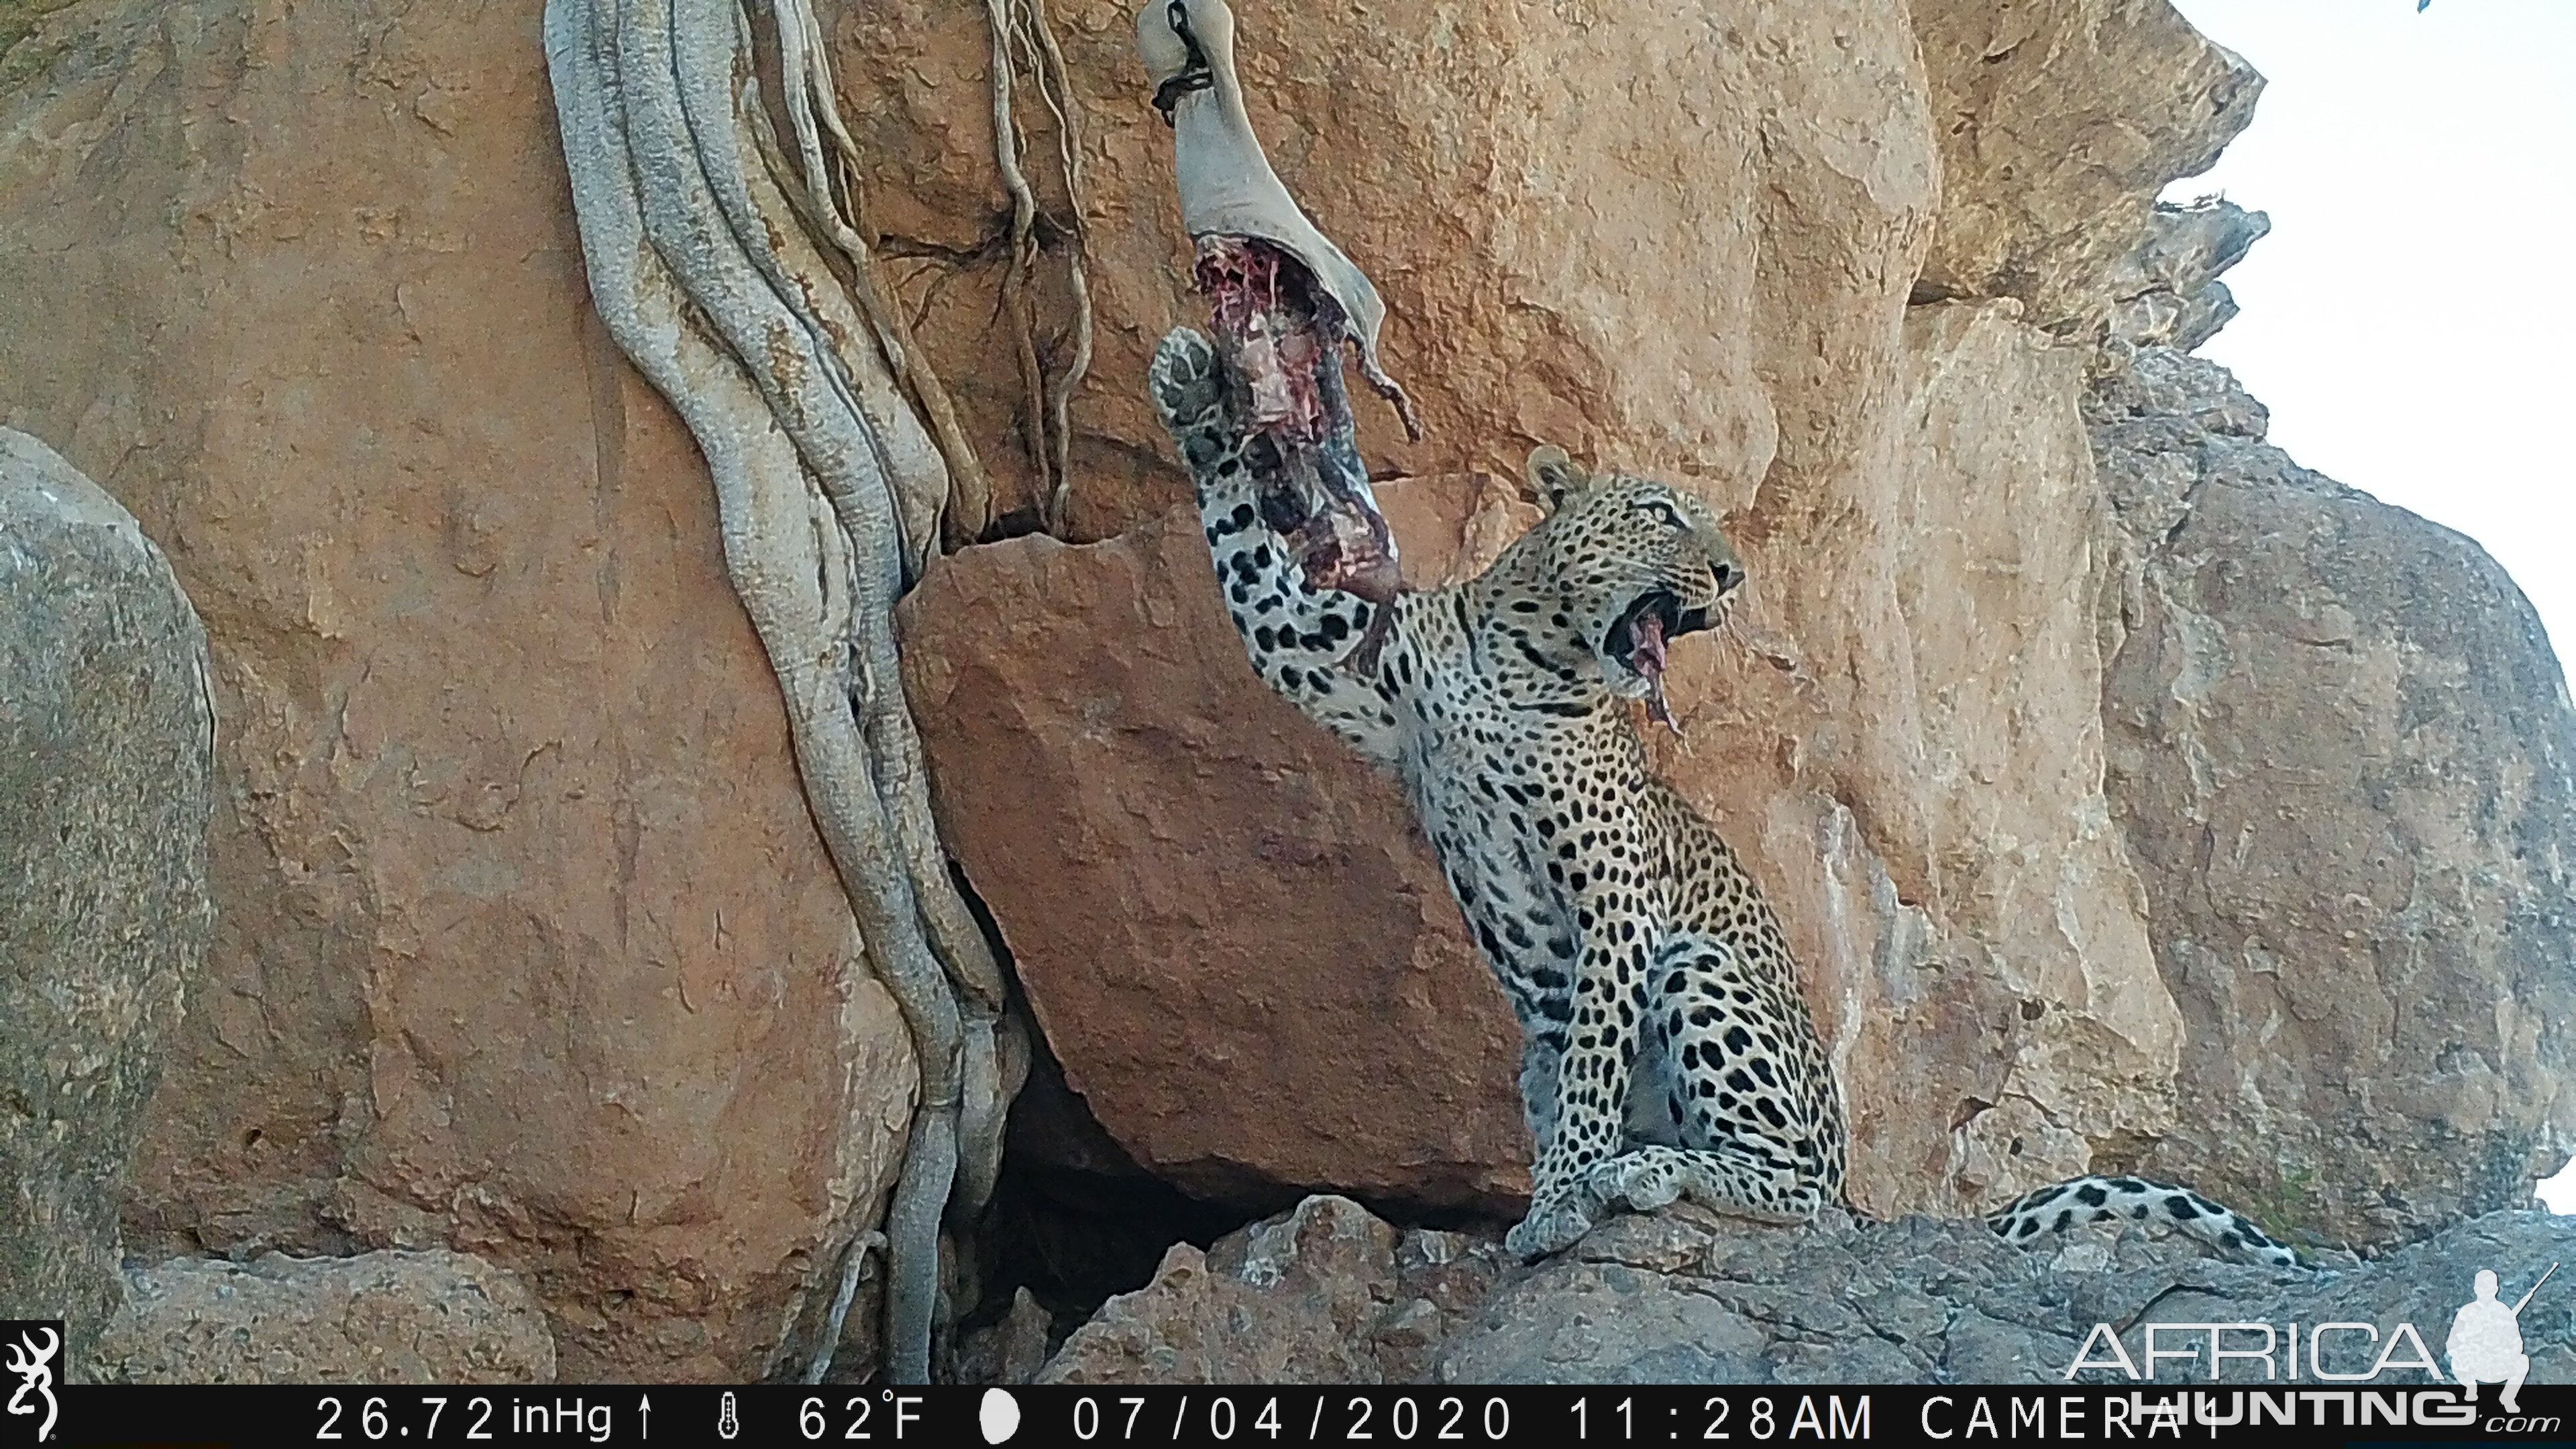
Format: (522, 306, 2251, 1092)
(1147, 324, 2302, 1268)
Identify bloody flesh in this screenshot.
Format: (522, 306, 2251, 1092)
(1194, 235, 1407, 671)
(1629, 608, 1677, 731)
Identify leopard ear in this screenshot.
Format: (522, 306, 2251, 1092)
(1524, 444, 1587, 514)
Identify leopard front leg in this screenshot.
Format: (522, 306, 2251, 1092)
(1503, 920, 1652, 1260)
(1149, 327, 1410, 764)
(1577, 929, 1838, 1226)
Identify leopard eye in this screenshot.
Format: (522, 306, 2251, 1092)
(1632, 497, 1684, 528)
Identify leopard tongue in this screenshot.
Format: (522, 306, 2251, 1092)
(1633, 610, 1679, 733)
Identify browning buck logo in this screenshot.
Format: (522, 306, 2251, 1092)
(2, 1322, 59, 1446)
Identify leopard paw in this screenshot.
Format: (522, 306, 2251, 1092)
(1588, 1150, 1686, 1214)
(1148, 327, 1224, 433)
(1504, 1186, 1598, 1261)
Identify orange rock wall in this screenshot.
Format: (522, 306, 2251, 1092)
(902, 479, 1541, 1210)
(0, 0, 914, 1380)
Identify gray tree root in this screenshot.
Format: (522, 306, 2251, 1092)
(545, 0, 1014, 1385)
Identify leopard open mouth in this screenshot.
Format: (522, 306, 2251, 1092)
(1605, 588, 1715, 728)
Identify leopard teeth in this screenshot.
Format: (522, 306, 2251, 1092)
(1645, 680, 1681, 734)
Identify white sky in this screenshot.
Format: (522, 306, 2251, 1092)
(2159, 0, 2576, 661)
(2156, 1, 2576, 1214)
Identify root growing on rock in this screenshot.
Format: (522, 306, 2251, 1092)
(545, 0, 1022, 1384)
(984, 0, 1096, 536)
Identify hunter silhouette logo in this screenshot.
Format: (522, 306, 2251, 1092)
(3, 1324, 58, 1445)
(2449, 1262, 2556, 1414)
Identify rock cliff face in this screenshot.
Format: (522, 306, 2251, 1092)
(2093, 342, 2576, 1246)
(3, 0, 2567, 1385)
(1909, 0, 2259, 329)
(891, 0, 2570, 1255)
(0, 0, 914, 1381)
(886, 0, 2301, 1228)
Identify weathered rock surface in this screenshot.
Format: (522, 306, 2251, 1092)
(0, 430, 214, 1362)
(1038, 1195, 1506, 1385)
(833, 0, 1934, 542)
(2102, 199, 2271, 354)
(91, 1250, 555, 1385)
(1912, 0, 2261, 330)
(1876, 299, 2178, 1204)
(1038, 1193, 2576, 1386)
(2093, 345, 2576, 1248)
(1444, 1203, 2576, 1385)
(901, 478, 1535, 1212)
(0, 1, 914, 1379)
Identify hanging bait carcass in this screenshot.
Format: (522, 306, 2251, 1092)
(1138, 0, 1421, 669)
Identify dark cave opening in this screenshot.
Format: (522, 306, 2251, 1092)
(949, 1026, 1258, 1379)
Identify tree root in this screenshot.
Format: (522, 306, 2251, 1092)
(545, 0, 1017, 1385)
(982, 0, 1094, 535)
(756, 0, 1001, 552)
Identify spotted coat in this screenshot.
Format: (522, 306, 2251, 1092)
(1148, 326, 2300, 1269)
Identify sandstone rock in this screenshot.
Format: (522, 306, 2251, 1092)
(91, 1250, 555, 1385)
(1874, 300, 2180, 1209)
(2092, 347, 2576, 1248)
(829, 0, 1934, 540)
(905, 303, 2201, 1225)
(0, 1, 913, 1379)
(0, 430, 214, 1363)
(1036, 1195, 1505, 1385)
(3, 0, 2495, 1385)
(1044, 1194, 2576, 1385)
(900, 478, 1532, 1213)
(1913, 0, 2262, 329)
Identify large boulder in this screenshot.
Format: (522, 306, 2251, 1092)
(91, 1249, 555, 1385)
(0, 1, 914, 1379)
(2094, 345, 2576, 1247)
(900, 478, 1535, 1212)
(0, 429, 214, 1363)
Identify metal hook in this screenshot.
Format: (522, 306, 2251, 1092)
(1152, 0, 1214, 125)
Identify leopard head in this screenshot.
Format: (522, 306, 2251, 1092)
(1518, 445, 1744, 714)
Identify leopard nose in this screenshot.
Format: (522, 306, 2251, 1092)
(1711, 560, 1742, 592)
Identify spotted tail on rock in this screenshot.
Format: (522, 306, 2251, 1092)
(1986, 1173, 2302, 1267)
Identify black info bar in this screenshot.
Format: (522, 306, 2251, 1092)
(30, 1382, 2571, 1446)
